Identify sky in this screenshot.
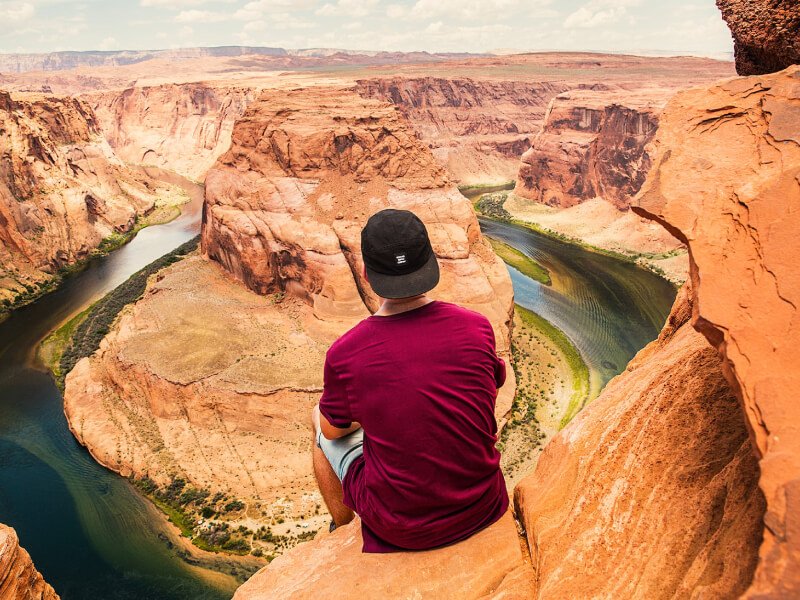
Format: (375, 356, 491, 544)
(0, 0, 734, 58)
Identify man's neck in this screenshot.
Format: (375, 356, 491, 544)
(374, 294, 433, 317)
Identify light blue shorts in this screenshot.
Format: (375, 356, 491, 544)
(315, 426, 364, 482)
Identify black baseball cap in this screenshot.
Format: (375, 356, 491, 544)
(361, 209, 440, 299)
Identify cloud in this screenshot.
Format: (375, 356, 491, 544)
(141, 0, 233, 6)
(175, 8, 229, 21)
(564, 0, 641, 29)
(401, 0, 543, 20)
(0, 1, 35, 22)
(316, 0, 377, 18)
(98, 36, 117, 50)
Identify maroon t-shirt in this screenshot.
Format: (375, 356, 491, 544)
(319, 300, 508, 553)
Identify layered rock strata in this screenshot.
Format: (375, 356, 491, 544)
(634, 66, 800, 598)
(64, 86, 514, 550)
(0, 524, 59, 600)
(716, 0, 800, 75)
(516, 89, 664, 210)
(0, 91, 170, 304)
(86, 84, 257, 181)
(355, 77, 573, 184)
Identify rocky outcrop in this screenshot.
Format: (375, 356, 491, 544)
(514, 283, 765, 598)
(634, 66, 800, 598)
(516, 89, 665, 210)
(716, 0, 800, 75)
(86, 84, 257, 181)
(64, 86, 514, 554)
(355, 77, 572, 185)
(0, 524, 59, 600)
(0, 91, 171, 305)
(233, 512, 533, 600)
(202, 87, 513, 344)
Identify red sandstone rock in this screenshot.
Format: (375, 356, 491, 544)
(0, 91, 170, 303)
(634, 66, 800, 598)
(717, 0, 800, 76)
(0, 524, 58, 600)
(202, 87, 513, 350)
(514, 283, 765, 598)
(516, 89, 667, 210)
(86, 84, 256, 181)
(233, 511, 533, 600)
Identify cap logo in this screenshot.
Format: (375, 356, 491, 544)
(395, 253, 407, 265)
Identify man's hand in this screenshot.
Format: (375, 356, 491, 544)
(314, 404, 361, 440)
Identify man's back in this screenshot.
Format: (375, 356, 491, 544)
(319, 300, 509, 552)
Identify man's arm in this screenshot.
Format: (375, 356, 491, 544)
(319, 409, 361, 440)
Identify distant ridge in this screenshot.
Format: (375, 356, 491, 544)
(0, 46, 482, 74)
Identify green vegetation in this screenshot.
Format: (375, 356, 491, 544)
(474, 191, 513, 219)
(39, 305, 95, 379)
(488, 237, 551, 285)
(458, 181, 516, 196)
(51, 235, 199, 389)
(516, 305, 590, 428)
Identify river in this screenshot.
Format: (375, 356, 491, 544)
(0, 179, 676, 599)
(0, 169, 236, 600)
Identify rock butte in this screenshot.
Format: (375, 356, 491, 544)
(63, 86, 515, 544)
(0, 525, 58, 600)
(0, 90, 175, 304)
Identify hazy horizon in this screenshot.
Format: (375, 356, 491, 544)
(0, 0, 734, 59)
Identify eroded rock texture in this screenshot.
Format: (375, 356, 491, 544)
(516, 89, 664, 210)
(514, 283, 765, 598)
(0, 91, 166, 302)
(233, 512, 532, 600)
(717, 0, 800, 75)
(355, 77, 572, 184)
(634, 66, 800, 598)
(0, 525, 58, 600)
(87, 84, 256, 181)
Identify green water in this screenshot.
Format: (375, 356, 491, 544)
(0, 170, 236, 599)
(479, 217, 677, 396)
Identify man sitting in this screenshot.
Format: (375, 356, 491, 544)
(311, 208, 508, 552)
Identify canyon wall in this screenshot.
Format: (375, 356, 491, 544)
(716, 0, 800, 75)
(0, 524, 58, 600)
(64, 86, 514, 554)
(634, 66, 800, 597)
(86, 84, 257, 181)
(515, 89, 664, 210)
(0, 91, 169, 305)
(355, 77, 573, 185)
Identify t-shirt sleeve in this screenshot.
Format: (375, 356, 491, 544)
(494, 354, 507, 389)
(318, 353, 353, 428)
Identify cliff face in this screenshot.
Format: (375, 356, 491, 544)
(355, 77, 573, 185)
(516, 89, 664, 210)
(86, 84, 257, 181)
(0, 91, 166, 305)
(64, 86, 514, 553)
(716, 0, 800, 75)
(514, 283, 765, 598)
(0, 524, 58, 600)
(634, 66, 800, 597)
